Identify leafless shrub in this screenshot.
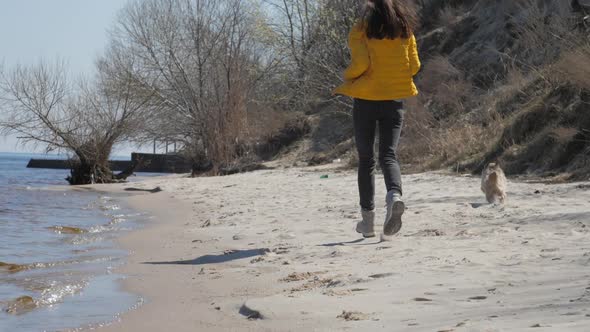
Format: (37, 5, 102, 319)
(247, 107, 294, 142)
(398, 97, 437, 166)
(264, 0, 363, 111)
(101, 0, 279, 174)
(438, 4, 463, 27)
(417, 55, 473, 118)
(477, 65, 535, 120)
(555, 45, 590, 90)
(504, 66, 528, 92)
(510, 0, 575, 69)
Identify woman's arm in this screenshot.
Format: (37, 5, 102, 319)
(343, 25, 370, 81)
(409, 34, 421, 76)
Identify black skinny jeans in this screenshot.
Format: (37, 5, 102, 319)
(353, 98, 403, 211)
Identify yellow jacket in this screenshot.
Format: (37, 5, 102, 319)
(334, 23, 421, 101)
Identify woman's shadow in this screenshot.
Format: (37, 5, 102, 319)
(143, 248, 269, 265)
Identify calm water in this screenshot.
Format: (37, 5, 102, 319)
(0, 153, 146, 331)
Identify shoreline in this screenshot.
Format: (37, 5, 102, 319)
(88, 168, 590, 331)
(87, 173, 266, 331)
(0, 178, 142, 332)
(92, 178, 206, 331)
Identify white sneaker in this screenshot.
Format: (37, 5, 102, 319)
(356, 209, 376, 238)
(382, 191, 404, 240)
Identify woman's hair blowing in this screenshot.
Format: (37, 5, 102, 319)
(363, 0, 418, 40)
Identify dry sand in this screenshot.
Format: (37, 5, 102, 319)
(89, 166, 590, 331)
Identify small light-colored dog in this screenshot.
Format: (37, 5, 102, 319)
(481, 163, 507, 204)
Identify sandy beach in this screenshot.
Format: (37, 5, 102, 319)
(90, 166, 590, 331)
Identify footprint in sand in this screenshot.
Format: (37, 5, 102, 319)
(250, 256, 265, 263)
(468, 296, 487, 301)
(337, 310, 371, 321)
(413, 297, 433, 302)
(368, 272, 396, 279)
(281, 272, 337, 292)
(279, 233, 296, 240)
(280, 271, 326, 282)
(324, 289, 354, 296)
(272, 247, 291, 255)
(407, 229, 445, 237)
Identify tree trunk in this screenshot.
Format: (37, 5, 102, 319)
(66, 161, 113, 185)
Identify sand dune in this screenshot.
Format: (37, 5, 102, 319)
(91, 167, 590, 331)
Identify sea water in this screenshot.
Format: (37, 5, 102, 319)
(0, 153, 146, 331)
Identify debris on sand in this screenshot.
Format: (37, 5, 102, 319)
(239, 304, 263, 320)
(124, 187, 162, 193)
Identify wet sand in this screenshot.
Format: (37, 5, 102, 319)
(90, 167, 590, 331)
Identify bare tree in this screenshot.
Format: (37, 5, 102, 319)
(0, 61, 150, 184)
(101, 0, 278, 174)
(262, 0, 362, 111)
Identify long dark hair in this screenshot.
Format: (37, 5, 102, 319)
(363, 0, 418, 40)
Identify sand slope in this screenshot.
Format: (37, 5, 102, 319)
(92, 167, 590, 331)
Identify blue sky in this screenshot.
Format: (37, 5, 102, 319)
(0, 0, 136, 154)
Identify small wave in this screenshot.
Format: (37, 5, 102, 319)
(100, 204, 121, 212)
(82, 196, 115, 211)
(1, 256, 119, 275)
(88, 225, 115, 234)
(53, 218, 126, 235)
(66, 235, 106, 245)
(105, 216, 126, 226)
(118, 212, 142, 218)
(62, 288, 145, 332)
(38, 281, 85, 306)
(35, 257, 116, 270)
(2, 282, 87, 315)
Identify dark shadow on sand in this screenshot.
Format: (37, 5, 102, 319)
(143, 248, 268, 265)
(319, 238, 366, 247)
(470, 202, 489, 208)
